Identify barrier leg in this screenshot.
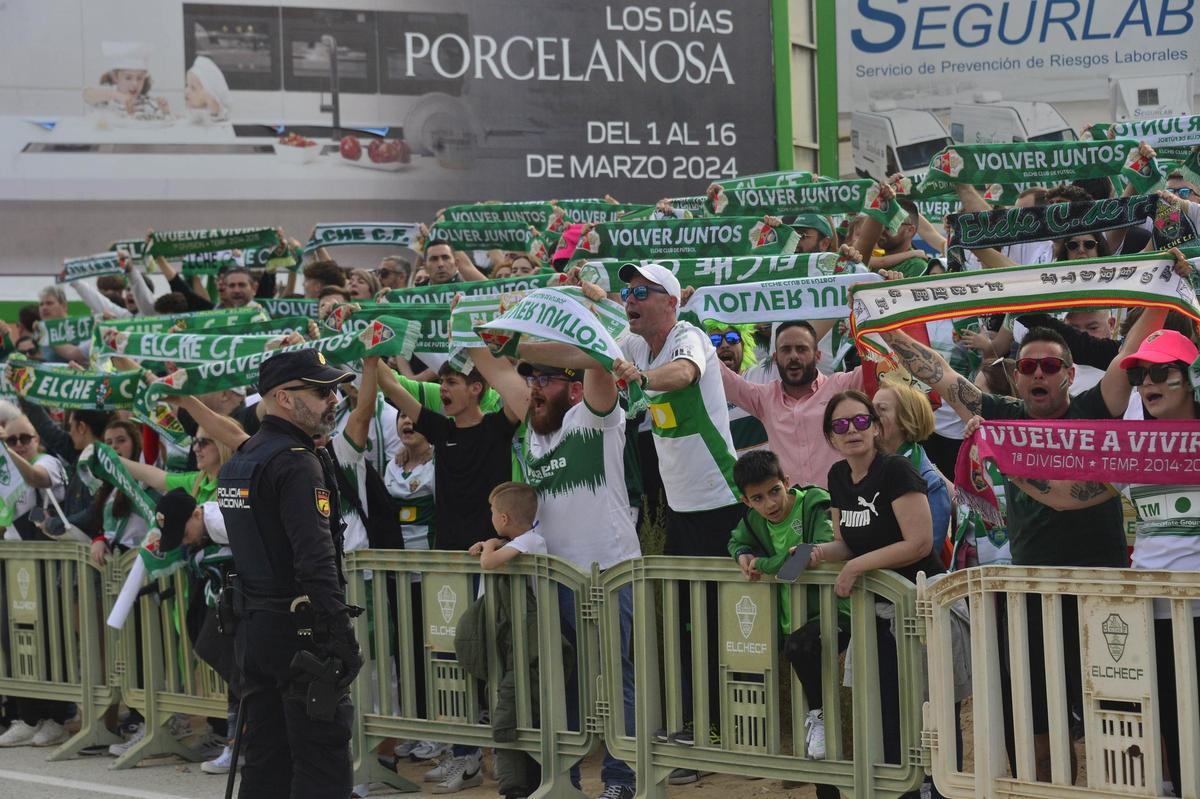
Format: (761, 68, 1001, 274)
(631, 572, 668, 799)
(529, 575, 587, 799)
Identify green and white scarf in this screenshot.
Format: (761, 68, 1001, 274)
(109, 238, 147, 261)
(706, 177, 907, 232)
(99, 329, 290, 364)
(38, 314, 95, 347)
(189, 314, 314, 339)
(573, 216, 799, 261)
(616, 196, 707, 221)
(325, 303, 450, 356)
(578, 252, 862, 292)
(304, 222, 421, 254)
(680, 273, 882, 325)
(916, 139, 1158, 197)
(5, 358, 142, 410)
(148, 227, 280, 259)
(59, 253, 125, 283)
(385, 272, 568, 305)
(449, 291, 538, 350)
(261, 297, 319, 319)
(96, 306, 266, 336)
(179, 250, 238, 276)
(850, 252, 1200, 357)
(440, 203, 565, 231)
(88, 443, 157, 524)
(1102, 115, 1200, 151)
(713, 171, 818, 190)
(555, 199, 651, 224)
(475, 287, 647, 415)
(426, 221, 545, 256)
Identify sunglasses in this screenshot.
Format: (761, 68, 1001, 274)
(620, 285, 669, 302)
(282, 384, 339, 399)
(378, 268, 403, 278)
(710, 331, 742, 347)
(3, 433, 33, 447)
(1177, 187, 1193, 199)
(1065, 239, 1098, 253)
(830, 414, 874, 435)
(192, 437, 214, 449)
(524, 374, 569, 388)
(1126, 363, 1184, 387)
(1015, 356, 1067, 376)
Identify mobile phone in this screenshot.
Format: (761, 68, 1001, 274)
(27, 507, 46, 526)
(777, 544, 815, 583)
(45, 517, 66, 536)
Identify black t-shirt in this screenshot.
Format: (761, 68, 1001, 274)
(981, 384, 1126, 568)
(415, 407, 518, 551)
(827, 452, 945, 583)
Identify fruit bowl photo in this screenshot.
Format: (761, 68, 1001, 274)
(338, 135, 413, 171)
(273, 133, 320, 164)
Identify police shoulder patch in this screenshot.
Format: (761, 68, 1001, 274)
(315, 488, 331, 518)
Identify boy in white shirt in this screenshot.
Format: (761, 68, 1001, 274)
(469, 482, 546, 568)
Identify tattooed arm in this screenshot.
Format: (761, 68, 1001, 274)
(1008, 476, 1117, 510)
(880, 329, 984, 421)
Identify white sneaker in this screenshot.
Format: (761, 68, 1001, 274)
(805, 709, 826, 760)
(424, 756, 459, 783)
(433, 751, 484, 794)
(108, 722, 146, 756)
(0, 720, 38, 747)
(412, 740, 452, 760)
(352, 783, 370, 798)
(201, 745, 244, 774)
(32, 719, 68, 747)
(393, 739, 419, 758)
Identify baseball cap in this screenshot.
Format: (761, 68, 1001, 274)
(616, 262, 681, 303)
(155, 488, 197, 552)
(257, 349, 354, 395)
(786, 213, 833, 239)
(516, 362, 583, 382)
(1119, 329, 1199, 369)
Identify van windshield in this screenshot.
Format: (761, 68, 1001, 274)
(1030, 129, 1077, 142)
(897, 137, 953, 171)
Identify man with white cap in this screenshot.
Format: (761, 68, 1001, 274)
(610, 262, 739, 768)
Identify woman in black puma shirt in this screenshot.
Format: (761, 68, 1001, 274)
(810, 389, 944, 797)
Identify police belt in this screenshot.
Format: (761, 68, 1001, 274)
(242, 593, 311, 615)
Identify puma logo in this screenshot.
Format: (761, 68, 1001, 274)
(857, 492, 880, 517)
(841, 492, 881, 529)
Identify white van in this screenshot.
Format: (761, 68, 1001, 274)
(950, 99, 1076, 144)
(1110, 73, 1195, 120)
(851, 105, 952, 180)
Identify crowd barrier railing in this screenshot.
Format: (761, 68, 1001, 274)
(108, 550, 229, 769)
(0, 540, 118, 759)
(345, 549, 599, 797)
(920, 565, 1200, 799)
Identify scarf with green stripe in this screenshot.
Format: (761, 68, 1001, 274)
(97, 306, 266, 335)
(186, 314, 314, 339)
(426, 221, 547, 257)
(59, 253, 125, 283)
(178, 244, 298, 276)
(578, 252, 861, 292)
(325, 302, 450, 356)
(555, 199, 651, 224)
(109, 238, 147, 261)
(1095, 115, 1200, 152)
(680, 273, 882, 326)
(148, 227, 279, 258)
(440, 202, 565, 230)
(5, 358, 142, 410)
(449, 291, 538, 350)
(475, 287, 648, 416)
(261, 297, 318, 318)
(914, 140, 1159, 198)
(99, 329, 290, 363)
(705, 177, 906, 232)
(304, 223, 421, 254)
(616, 196, 707, 221)
(38, 314, 95, 347)
(850, 252, 1200, 358)
(573, 216, 799, 261)
(385, 272, 568, 305)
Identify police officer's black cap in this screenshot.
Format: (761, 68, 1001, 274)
(257, 349, 355, 395)
(155, 488, 197, 552)
(516, 362, 583, 382)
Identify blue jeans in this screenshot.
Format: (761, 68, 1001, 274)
(559, 582, 635, 788)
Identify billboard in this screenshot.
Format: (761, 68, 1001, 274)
(835, 0, 1199, 176)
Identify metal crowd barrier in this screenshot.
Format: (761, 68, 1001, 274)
(0, 540, 118, 759)
(598, 556, 926, 799)
(345, 549, 599, 797)
(109, 549, 229, 769)
(920, 566, 1200, 799)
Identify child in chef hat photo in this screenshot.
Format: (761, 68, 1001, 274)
(83, 41, 172, 121)
(185, 55, 232, 124)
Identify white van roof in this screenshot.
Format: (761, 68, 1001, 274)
(987, 101, 1071, 137)
(856, 108, 948, 142)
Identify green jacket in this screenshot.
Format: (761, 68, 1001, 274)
(726, 485, 849, 631)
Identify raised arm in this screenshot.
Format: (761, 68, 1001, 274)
(880, 328, 983, 419)
(343, 356, 379, 451)
(168, 393, 251, 452)
(118, 455, 168, 493)
(375, 359, 425, 422)
(4, 445, 53, 489)
(516, 341, 597, 371)
(466, 346, 529, 424)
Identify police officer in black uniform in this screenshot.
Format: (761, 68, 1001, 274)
(218, 349, 363, 799)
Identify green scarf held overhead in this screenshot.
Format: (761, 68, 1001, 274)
(579, 252, 861, 292)
(617, 196, 707, 221)
(304, 223, 421, 254)
(449, 291, 540, 350)
(98, 306, 267, 335)
(58, 253, 125, 284)
(476, 286, 647, 417)
(705, 177, 907, 232)
(714, 170, 818, 190)
(679, 273, 883, 326)
(324, 302, 451, 357)
(1100, 115, 1200, 151)
(261, 297, 319, 319)
(915, 139, 1159, 198)
(385, 272, 568, 305)
(38, 314, 95, 348)
(573, 216, 799, 261)
(850, 252, 1200, 358)
(426, 221, 544, 255)
(5, 357, 142, 410)
(189, 314, 314, 339)
(109, 238, 147, 261)
(440, 202, 565, 231)
(179, 250, 238, 277)
(147, 227, 280, 259)
(87, 442, 157, 523)
(554, 199, 651, 224)
(99, 329, 290, 364)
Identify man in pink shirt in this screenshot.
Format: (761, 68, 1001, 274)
(720, 321, 862, 489)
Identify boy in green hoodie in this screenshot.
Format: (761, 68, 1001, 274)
(726, 450, 850, 780)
